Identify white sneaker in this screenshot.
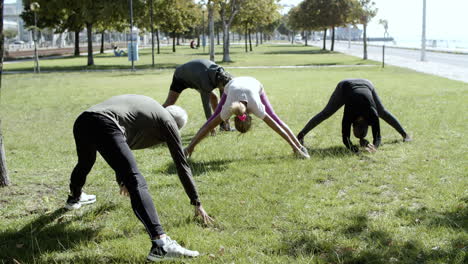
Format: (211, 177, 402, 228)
(295, 146, 310, 159)
(147, 236, 199, 261)
(65, 192, 96, 210)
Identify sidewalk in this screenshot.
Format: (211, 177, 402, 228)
(313, 40, 468, 83)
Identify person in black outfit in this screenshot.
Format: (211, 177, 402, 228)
(297, 79, 411, 152)
(65, 95, 213, 262)
(162, 59, 233, 131)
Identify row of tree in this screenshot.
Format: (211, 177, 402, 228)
(19, 0, 283, 65)
(286, 0, 377, 59)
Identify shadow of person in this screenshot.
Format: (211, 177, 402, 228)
(306, 145, 351, 158)
(0, 204, 116, 263)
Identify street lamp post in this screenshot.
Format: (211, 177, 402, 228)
(421, 0, 427, 61)
(30, 2, 40, 73)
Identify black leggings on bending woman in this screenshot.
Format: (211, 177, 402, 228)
(297, 79, 407, 140)
(70, 112, 165, 239)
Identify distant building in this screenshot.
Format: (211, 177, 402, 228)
(4, 0, 31, 42)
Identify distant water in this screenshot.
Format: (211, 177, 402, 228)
(382, 38, 468, 50)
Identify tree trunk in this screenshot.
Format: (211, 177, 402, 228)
(176, 34, 180, 46)
(86, 23, 94, 66)
(244, 24, 248, 53)
(363, 23, 368, 60)
(172, 31, 176, 52)
(291, 31, 294, 44)
(216, 25, 220, 45)
(0, 1, 10, 187)
(305, 31, 308, 46)
(74, 31, 80, 56)
(255, 30, 258, 47)
(322, 28, 327, 50)
(150, 0, 155, 66)
(248, 29, 252, 52)
(156, 29, 160, 54)
(100, 31, 105, 54)
(196, 29, 200, 48)
(208, 2, 215, 62)
(222, 23, 231, 62)
(260, 31, 263, 45)
(331, 27, 335, 51)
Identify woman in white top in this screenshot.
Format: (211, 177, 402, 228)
(185, 76, 309, 158)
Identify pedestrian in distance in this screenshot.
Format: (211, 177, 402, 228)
(297, 79, 411, 153)
(162, 59, 233, 132)
(65, 94, 213, 262)
(185, 76, 310, 159)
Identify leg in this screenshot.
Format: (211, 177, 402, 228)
(210, 91, 230, 131)
(97, 131, 165, 239)
(260, 92, 302, 148)
(162, 90, 181, 108)
(69, 114, 98, 199)
(163, 75, 186, 107)
(297, 81, 347, 142)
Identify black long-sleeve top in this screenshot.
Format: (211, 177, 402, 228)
(86, 95, 200, 206)
(341, 81, 381, 151)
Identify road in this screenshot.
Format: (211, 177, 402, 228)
(312, 40, 468, 83)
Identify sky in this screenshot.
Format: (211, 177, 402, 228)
(5, 0, 466, 42)
(280, 0, 467, 42)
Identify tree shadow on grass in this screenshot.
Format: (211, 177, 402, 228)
(164, 158, 236, 176)
(0, 204, 117, 263)
(5, 62, 179, 73)
(263, 49, 334, 55)
(274, 207, 467, 263)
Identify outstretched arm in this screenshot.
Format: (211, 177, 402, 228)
(371, 88, 408, 138)
(185, 115, 224, 157)
(263, 114, 305, 156)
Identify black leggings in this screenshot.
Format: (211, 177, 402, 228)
(70, 112, 164, 239)
(298, 79, 407, 138)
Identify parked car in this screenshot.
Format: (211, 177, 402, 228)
(13, 40, 25, 44)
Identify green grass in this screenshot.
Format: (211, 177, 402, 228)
(0, 44, 467, 264)
(4, 44, 375, 72)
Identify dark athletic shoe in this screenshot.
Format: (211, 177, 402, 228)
(147, 236, 199, 262)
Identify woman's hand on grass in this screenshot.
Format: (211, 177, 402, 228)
(195, 205, 214, 225)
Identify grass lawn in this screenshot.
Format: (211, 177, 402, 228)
(0, 44, 466, 263)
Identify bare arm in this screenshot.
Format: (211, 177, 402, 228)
(185, 115, 224, 157)
(263, 114, 301, 153)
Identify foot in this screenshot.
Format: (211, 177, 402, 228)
(65, 192, 96, 210)
(403, 134, 412, 142)
(297, 134, 304, 145)
(294, 147, 310, 159)
(147, 236, 199, 262)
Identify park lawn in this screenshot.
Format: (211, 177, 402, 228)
(0, 45, 467, 263)
(3, 43, 375, 72)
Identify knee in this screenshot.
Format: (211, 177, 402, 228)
(123, 172, 148, 192)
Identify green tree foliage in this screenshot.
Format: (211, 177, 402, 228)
(156, 0, 199, 52)
(235, 0, 280, 52)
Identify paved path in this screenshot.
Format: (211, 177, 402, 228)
(316, 40, 468, 83)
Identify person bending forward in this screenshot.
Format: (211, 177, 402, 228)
(185, 76, 309, 159)
(297, 79, 411, 152)
(65, 94, 213, 262)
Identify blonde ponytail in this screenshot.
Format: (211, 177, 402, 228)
(230, 101, 246, 116)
